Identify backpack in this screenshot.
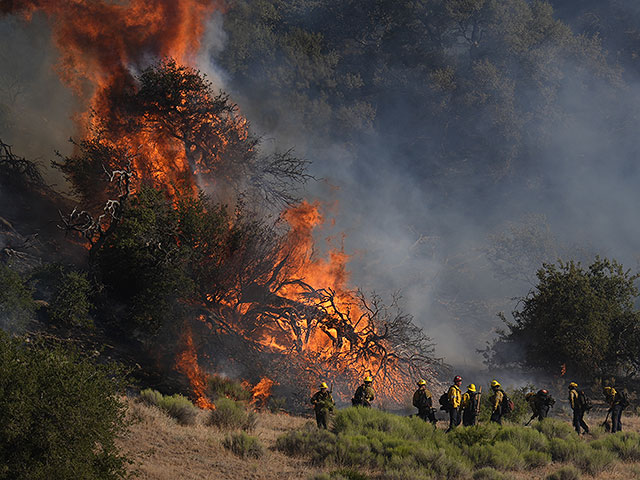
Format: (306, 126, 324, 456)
(439, 392, 451, 411)
(577, 390, 592, 411)
(618, 391, 629, 409)
(501, 391, 514, 414)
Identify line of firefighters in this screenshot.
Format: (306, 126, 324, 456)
(310, 375, 630, 434)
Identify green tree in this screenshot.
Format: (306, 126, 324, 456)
(486, 258, 640, 379)
(0, 332, 128, 480)
(48, 271, 93, 328)
(0, 263, 36, 332)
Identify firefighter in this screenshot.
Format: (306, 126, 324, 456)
(603, 386, 627, 433)
(568, 382, 589, 435)
(310, 382, 334, 429)
(534, 389, 555, 420)
(462, 383, 479, 426)
(446, 375, 463, 432)
(489, 380, 504, 424)
(352, 376, 375, 407)
(413, 379, 436, 425)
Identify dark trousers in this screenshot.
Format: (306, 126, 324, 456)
(446, 408, 461, 432)
(418, 408, 437, 425)
(611, 405, 623, 433)
(315, 409, 329, 429)
(538, 405, 550, 420)
(572, 407, 589, 434)
(462, 409, 477, 426)
(490, 410, 502, 424)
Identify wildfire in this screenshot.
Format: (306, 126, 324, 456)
(250, 377, 275, 407)
(3, 0, 435, 408)
(175, 325, 215, 410)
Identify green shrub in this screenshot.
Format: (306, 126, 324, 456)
(158, 393, 199, 425)
(139, 388, 164, 406)
(549, 437, 589, 462)
(545, 465, 581, 480)
(138, 388, 199, 425)
(48, 271, 93, 328)
(276, 423, 337, 465)
(495, 425, 549, 451)
(268, 396, 287, 413)
(523, 450, 552, 469)
(329, 469, 370, 480)
(467, 441, 524, 470)
(473, 467, 512, 480)
(573, 448, 615, 475)
(534, 418, 577, 441)
(449, 423, 499, 447)
(0, 264, 37, 332)
(0, 332, 128, 480)
(206, 397, 257, 431)
(222, 431, 264, 458)
(206, 375, 251, 401)
(591, 431, 640, 461)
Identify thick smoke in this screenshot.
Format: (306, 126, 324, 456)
(4, 2, 640, 375)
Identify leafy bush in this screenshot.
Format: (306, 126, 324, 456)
(545, 465, 581, 480)
(0, 332, 128, 480)
(573, 448, 615, 475)
(268, 396, 287, 413)
(467, 441, 524, 470)
(591, 431, 640, 461)
(206, 375, 251, 401)
(473, 467, 513, 480)
(222, 431, 264, 458)
(534, 418, 578, 441)
(276, 422, 337, 465)
(139, 388, 199, 425)
(0, 263, 36, 332)
(206, 397, 257, 431)
(47, 271, 93, 328)
(523, 450, 552, 469)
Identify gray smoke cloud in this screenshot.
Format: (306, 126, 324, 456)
(4, 3, 640, 374)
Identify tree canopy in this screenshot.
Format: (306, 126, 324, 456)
(486, 257, 640, 380)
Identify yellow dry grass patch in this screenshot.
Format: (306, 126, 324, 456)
(118, 397, 320, 480)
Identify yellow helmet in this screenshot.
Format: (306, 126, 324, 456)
(603, 386, 612, 393)
(569, 382, 578, 388)
(491, 380, 500, 388)
(320, 382, 328, 389)
(417, 379, 427, 386)
(364, 376, 373, 383)
(467, 384, 476, 392)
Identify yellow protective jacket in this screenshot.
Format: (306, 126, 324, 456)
(448, 385, 462, 409)
(605, 388, 619, 408)
(569, 389, 579, 409)
(491, 389, 504, 412)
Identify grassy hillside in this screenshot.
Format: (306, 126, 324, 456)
(118, 398, 640, 480)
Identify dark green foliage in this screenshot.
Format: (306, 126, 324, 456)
(139, 388, 199, 425)
(591, 431, 640, 461)
(206, 397, 257, 431)
(546, 466, 581, 480)
(222, 431, 264, 458)
(48, 271, 93, 328)
(206, 375, 252, 401)
(0, 263, 36, 332)
(523, 450, 552, 469)
(487, 258, 640, 379)
(473, 468, 513, 480)
(0, 332, 128, 480)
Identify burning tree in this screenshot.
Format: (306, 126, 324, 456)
(4, 1, 442, 408)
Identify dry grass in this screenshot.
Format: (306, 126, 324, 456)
(118, 399, 640, 480)
(118, 397, 321, 480)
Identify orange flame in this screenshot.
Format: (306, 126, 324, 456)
(175, 325, 215, 410)
(250, 377, 275, 407)
(560, 363, 566, 377)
